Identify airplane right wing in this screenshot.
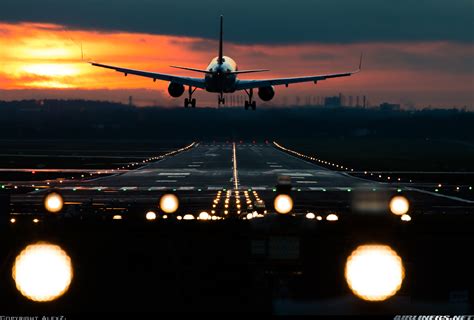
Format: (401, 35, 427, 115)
(90, 62, 207, 89)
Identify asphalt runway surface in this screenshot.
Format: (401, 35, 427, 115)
(10, 142, 474, 215)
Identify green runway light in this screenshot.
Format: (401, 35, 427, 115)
(35, 188, 39, 191)
(347, 188, 352, 192)
(197, 188, 202, 192)
(73, 188, 77, 192)
(435, 189, 439, 192)
(372, 188, 377, 191)
(172, 188, 177, 192)
(470, 186, 472, 190)
(1, 185, 4, 189)
(297, 189, 301, 192)
(272, 188, 276, 192)
(97, 188, 102, 192)
(397, 189, 402, 193)
(322, 188, 327, 192)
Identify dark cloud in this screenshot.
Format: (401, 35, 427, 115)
(1, 0, 472, 44)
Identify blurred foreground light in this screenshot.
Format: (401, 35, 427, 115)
(305, 212, 316, 219)
(43, 192, 64, 213)
(159, 194, 179, 214)
(389, 196, 409, 216)
(345, 244, 404, 301)
(198, 211, 210, 220)
(274, 194, 293, 214)
(401, 214, 411, 222)
(326, 213, 338, 221)
(10, 218, 16, 224)
(145, 211, 156, 221)
(12, 242, 73, 302)
(183, 214, 194, 220)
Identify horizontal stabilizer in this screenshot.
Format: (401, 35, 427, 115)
(230, 69, 270, 75)
(170, 65, 213, 74)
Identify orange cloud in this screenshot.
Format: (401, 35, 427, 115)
(0, 22, 472, 107)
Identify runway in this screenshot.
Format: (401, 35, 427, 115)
(10, 142, 473, 215)
(75, 143, 361, 191)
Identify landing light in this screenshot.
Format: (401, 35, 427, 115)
(159, 194, 179, 214)
(12, 242, 73, 302)
(43, 192, 64, 213)
(274, 194, 293, 214)
(345, 244, 404, 301)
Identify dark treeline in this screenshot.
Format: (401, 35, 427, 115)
(0, 100, 473, 141)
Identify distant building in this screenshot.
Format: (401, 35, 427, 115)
(379, 102, 401, 111)
(324, 96, 342, 108)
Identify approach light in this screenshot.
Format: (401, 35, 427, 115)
(159, 194, 179, 214)
(326, 213, 339, 221)
(274, 194, 293, 214)
(389, 196, 409, 216)
(345, 244, 404, 301)
(43, 192, 64, 213)
(12, 242, 73, 302)
(305, 212, 316, 219)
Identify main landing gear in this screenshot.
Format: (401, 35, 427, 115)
(184, 86, 197, 108)
(244, 88, 256, 110)
(218, 93, 226, 107)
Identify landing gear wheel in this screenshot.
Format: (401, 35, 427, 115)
(184, 98, 189, 108)
(251, 101, 256, 110)
(191, 98, 196, 108)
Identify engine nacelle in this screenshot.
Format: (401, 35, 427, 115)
(258, 86, 275, 101)
(168, 82, 185, 97)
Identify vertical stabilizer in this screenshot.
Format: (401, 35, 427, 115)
(218, 15, 224, 64)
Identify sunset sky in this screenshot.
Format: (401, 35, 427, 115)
(0, 0, 473, 108)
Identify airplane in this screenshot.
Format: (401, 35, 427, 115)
(90, 16, 362, 110)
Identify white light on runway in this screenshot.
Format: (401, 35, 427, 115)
(159, 194, 179, 214)
(198, 212, 210, 220)
(43, 192, 64, 213)
(183, 214, 195, 220)
(12, 242, 73, 302)
(326, 213, 338, 221)
(305, 212, 316, 219)
(401, 214, 411, 222)
(345, 244, 404, 301)
(389, 196, 409, 216)
(145, 211, 156, 221)
(274, 194, 293, 214)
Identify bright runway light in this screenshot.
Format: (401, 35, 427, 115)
(305, 212, 316, 219)
(274, 194, 293, 214)
(159, 194, 179, 214)
(10, 218, 16, 223)
(112, 215, 122, 220)
(43, 192, 64, 213)
(183, 214, 195, 220)
(345, 244, 404, 301)
(326, 213, 338, 221)
(246, 213, 253, 220)
(389, 196, 409, 216)
(145, 211, 156, 221)
(401, 214, 412, 222)
(12, 242, 73, 302)
(198, 211, 210, 220)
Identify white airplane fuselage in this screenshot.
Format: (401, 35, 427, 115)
(205, 56, 238, 93)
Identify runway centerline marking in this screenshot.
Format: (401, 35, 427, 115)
(232, 142, 239, 190)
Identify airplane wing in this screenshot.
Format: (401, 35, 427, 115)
(234, 70, 359, 90)
(90, 62, 207, 89)
(235, 54, 362, 90)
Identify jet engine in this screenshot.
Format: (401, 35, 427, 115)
(258, 86, 275, 101)
(168, 82, 185, 97)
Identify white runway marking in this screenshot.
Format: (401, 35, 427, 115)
(270, 165, 283, 168)
(178, 186, 194, 190)
(158, 172, 190, 176)
(296, 181, 318, 184)
(120, 187, 137, 191)
(207, 186, 224, 190)
(149, 187, 168, 190)
(251, 186, 268, 190)
(155, 180, 177, 183)
(187, 165, 201, 167)
(284, 173, 313, 176)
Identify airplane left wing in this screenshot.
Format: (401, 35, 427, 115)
(234, 70, 358, 90)
(90, 62, 207, 89)
(235, 54, 362, 90)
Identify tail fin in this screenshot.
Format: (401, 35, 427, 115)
(218, 15, 224, 64)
